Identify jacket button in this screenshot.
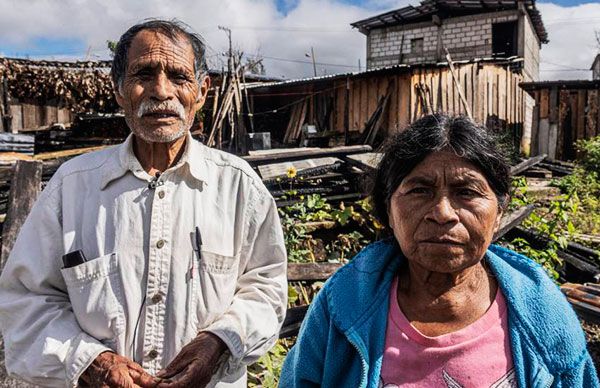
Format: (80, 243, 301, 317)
(158, 191, 165, 199)
(151, 293, 162, 304)
(156, 240, 165, 249)
(148, 349, 159, 359)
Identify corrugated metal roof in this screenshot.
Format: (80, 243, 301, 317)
(351, 0, 548, 44)
(246, 57, 524, 90)
(520, 80, 600, 95)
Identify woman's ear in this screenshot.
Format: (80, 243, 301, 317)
(492, 195, 508, 235)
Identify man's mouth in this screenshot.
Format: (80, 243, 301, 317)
(142, 110, 180, 119)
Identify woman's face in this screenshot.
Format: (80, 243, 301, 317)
(388, 151, 503, 273)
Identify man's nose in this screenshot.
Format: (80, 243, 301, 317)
(425, 195, 460, 225)
(149, 72, 174, 101)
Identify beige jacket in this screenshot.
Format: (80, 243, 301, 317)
(0, 133, 287, 387)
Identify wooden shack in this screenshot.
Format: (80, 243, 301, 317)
(246, 58, 527, 150)
(520, 80, 600, 161)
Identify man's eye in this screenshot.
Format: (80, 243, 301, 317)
(172, 74, 190, 83)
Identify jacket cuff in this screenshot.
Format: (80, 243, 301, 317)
(65, 333, 112, 387)
(202, 321, 244, 374)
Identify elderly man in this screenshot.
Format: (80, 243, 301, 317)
(0, 20, 287, 387)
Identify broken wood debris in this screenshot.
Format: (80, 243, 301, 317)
(562, 283, 600, 324)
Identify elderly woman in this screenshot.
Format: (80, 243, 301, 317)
(280, 114, 598, 388)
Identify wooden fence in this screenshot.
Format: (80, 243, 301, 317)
(248, 59, 526, 147)
(521, 80, 600, 161)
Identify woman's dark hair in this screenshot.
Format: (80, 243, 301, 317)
(370, 114, 511, 228)
(111, 19, 209, 91)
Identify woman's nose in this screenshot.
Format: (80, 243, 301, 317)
(426, 195, 460, 225)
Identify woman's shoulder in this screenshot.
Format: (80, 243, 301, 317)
(315, 239, 401, 331)
(487, 245, 589, 372)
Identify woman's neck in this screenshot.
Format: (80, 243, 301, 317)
(396, 261, 497, 337)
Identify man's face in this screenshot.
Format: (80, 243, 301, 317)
(115, 30, 209, 143)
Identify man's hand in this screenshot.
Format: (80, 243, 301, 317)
(156, 332, 227, 388)
(80, 351, 160, 388)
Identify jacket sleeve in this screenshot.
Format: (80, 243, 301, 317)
(0, 178, 111, 387)
(203, 184, 288, 374)
(279, 289, 329, 387)
(559, 351, 600, 388)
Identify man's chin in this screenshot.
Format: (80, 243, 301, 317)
(133, 127, 188, 144)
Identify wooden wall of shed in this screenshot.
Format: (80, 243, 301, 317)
(249, 62, 525, 146)
(4, 99, 72, 133)
(529, 87, 600, 161)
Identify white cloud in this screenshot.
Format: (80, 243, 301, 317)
(538, 2, 600, 81)
(0, 0, 597, 80)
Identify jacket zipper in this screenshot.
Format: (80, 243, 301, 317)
(348, 334, 369, 388)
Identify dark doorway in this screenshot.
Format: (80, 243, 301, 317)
(492, 21, 518, 57)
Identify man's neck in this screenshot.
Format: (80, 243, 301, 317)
(132, 134, 188, 176)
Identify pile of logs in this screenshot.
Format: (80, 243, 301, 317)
(201, 54, 248, 153)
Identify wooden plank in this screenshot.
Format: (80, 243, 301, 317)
(586, 90, 598, 140)
(57, 107, 71, 124)
(549, 87, 558, 124)
(510, 155, 546, 175)
(576, 90, 586, 143)
(9, 104, 22, 132)
(398, 75, 411, 131)
(0, 160, 43, 269)
(492, 204, 536, 242)
(244, 144, 372, 165)
(498, 68, 506, 120)
(21, 103, 38, 130)
(360, 79, 368, 131)
(441, 68, 448, 113)
(540, 89, 549, 119)
(287, 262, 343, 281)
(388, 76, 398, 133)
(352, 79, 360, 131)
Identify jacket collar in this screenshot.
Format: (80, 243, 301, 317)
(100, 131, 208, 190)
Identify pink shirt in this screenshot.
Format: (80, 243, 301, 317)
(380, 276, 516, 388)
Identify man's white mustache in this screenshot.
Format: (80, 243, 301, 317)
(137, 100, 186, 120)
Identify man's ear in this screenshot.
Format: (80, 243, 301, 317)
(194, 75, 210, 109)
(113, 81, 125, 108)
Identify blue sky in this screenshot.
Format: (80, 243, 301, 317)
(1, 0, 600, 80)
(3, 0, 596, 59)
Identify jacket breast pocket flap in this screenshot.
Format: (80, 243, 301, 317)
(200, 251, 239, 275)
(60, 253, 125, 341)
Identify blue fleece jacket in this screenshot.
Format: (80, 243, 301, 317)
(280, 239, 599, 388)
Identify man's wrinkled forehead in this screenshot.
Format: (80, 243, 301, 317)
(126, 30, 195, 72)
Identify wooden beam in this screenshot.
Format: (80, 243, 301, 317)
(287, 262, 343, 281)
(510, 154, 546, 176)
(492, 204, 535, 242)
(244, 145, 372, 166)
(0, 160, 43, 269)
(445, 50, 472, 119)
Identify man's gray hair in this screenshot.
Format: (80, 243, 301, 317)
(111, 19, 209, 92)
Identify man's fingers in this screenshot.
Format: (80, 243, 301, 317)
(130, 368, 161, 388)
(156, 356, 189, 379)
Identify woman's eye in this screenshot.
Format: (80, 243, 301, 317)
(459, 188, 479, 197)
(407, 187, 429, 195)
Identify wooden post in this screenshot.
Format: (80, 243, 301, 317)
(445, 49, 473, 119)
(0, 160, 43, 269)
(344, 77, 350, 145)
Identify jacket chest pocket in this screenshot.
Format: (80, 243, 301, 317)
(194, 251, 240, 328)
(60, 253, 126, 343)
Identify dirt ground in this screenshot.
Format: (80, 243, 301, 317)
(583, 320, 600, 373)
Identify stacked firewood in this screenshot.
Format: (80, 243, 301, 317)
(0, 58, 118, 114)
